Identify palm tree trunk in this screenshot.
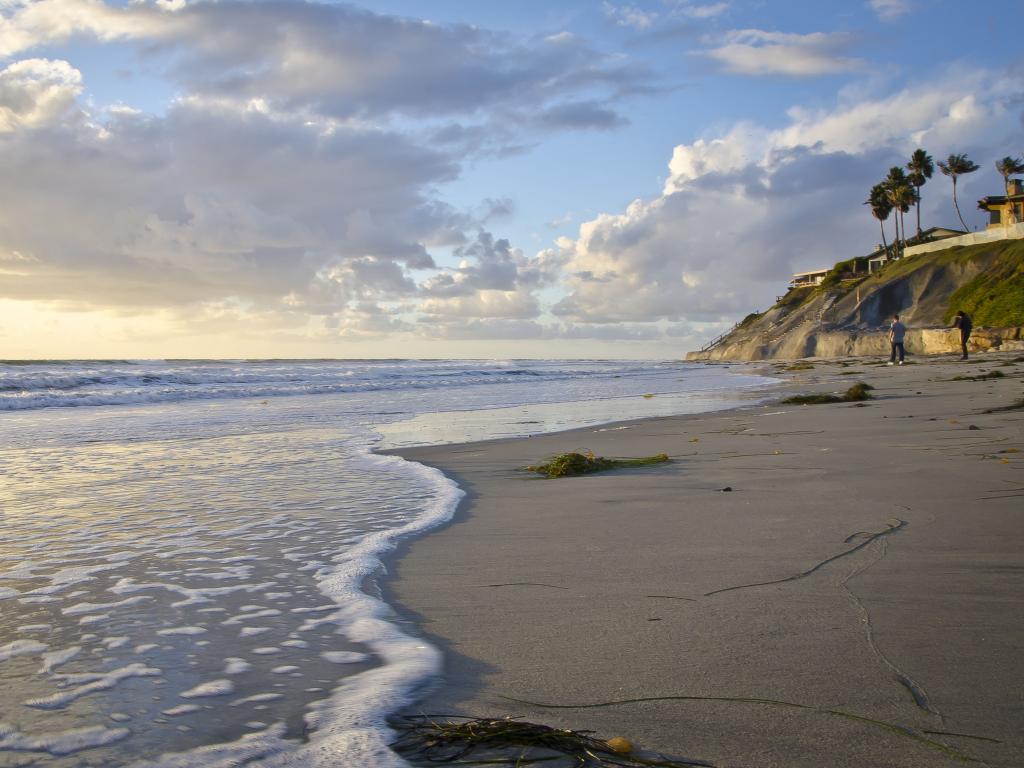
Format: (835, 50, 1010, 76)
(879, 220, 889, 262)
(892, 217, 899, 258)
(915, 186, 922, 237)
(952, 177, 968, 231)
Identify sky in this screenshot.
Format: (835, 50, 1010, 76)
(0, 0, 1021, 359)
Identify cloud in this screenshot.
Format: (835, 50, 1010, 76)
(702, 29, 864, 77)
(868, 0, 911, 21)
(0, 1, 646, 343)
(0, 57, 81, 130)
(0, 63, 463, 313)
(671, 2, 730, 19)
(549, 69, 1024, 330)
(536, 100, 627, 131)
(0, 0, 648, 122)
(603, 3, 658, 30)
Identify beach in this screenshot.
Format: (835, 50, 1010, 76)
(387, 355, 1024, 767)
(0, 359, 771, 767)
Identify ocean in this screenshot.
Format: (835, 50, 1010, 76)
(0, 359, 775, 766)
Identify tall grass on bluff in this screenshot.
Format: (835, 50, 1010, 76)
(527, 451, 670, 478)
(780, 382, 874, 405)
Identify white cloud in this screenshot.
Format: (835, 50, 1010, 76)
(549, 69, 1023, 329)
(0, 1, 647, 343)
(603, 2, 657, 30)
(869, 0, 911, 21)
(702, 29, 864, 77)
(0, 0, 646, 123)
(673, 2, 730, 19)
(419, 290, 540, 320)
(0, 58, 81, 130)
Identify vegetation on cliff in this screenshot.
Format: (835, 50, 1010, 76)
(943, 240, 1024, 326)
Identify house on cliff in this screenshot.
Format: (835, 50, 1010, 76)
(867, 227, 965, 272)
(978, 179, 1024, 228)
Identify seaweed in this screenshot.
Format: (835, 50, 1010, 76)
(390, 715, 711, 767)
(527, 452, 670, 478)
(983, 398, 1024, 414)
(950, 370, 1005, 382)
(780, 382, 874, 405)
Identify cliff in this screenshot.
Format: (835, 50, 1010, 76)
(687, 238, 1024, 361)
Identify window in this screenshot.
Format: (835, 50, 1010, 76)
(990, 209, 1001, 224)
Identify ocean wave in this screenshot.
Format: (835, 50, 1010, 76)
(0, 360, 680, 411)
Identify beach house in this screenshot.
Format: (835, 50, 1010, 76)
(788, 268, 829, 288)
(866, 226, 965, 272)
(978, 179, 1024, 228)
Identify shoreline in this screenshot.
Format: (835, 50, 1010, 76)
(381, 354, 1024, 767)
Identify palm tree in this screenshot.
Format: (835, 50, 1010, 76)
(865, 183, 893, 262)
(906, 148, 934, 238)
(937, 153, 980, 231)
(995, 156, 1024, 224)
(885, 167, 913, 253)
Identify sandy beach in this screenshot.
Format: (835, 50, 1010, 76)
(386, 355, 1024, 767)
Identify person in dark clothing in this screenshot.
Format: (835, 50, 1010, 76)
(888, 313, 906, 365)
(952, 310, 972, 360)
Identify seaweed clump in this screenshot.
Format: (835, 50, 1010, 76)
(780, 382, 874, 405)
(390, 715, 709, 767)
(984, 397, 1024, 414)
(527, 451, 669, 478)
(951, 370, 1005, 382)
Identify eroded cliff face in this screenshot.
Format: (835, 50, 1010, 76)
(687, 242, 1024, 361)
(688, 326, 1023, 361)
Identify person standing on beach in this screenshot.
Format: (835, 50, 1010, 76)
(952, 310, 973, 360)
(887, 314, 906, 365)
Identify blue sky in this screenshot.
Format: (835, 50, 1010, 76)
(0, 0, 1021, 357)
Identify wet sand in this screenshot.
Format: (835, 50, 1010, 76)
(385, 355, 1024, 767)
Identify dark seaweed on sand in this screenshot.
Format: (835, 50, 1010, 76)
(390, 715, 711, 767)
(780, 382, 874, 405)
(527, 452, 670, 478)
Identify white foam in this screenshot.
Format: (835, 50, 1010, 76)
(230, 693, 284, 706)
(259, 452, 462, 768)
(223, 608, 281, 625)
(123, 723, 289, 767)
(16, 624, 51, 633)
(240, 627, 271, 637)
(321, 651, 369, 664)
(0, 722, 130, 756)
(110, 578, 275, 606)
(26, 663, 162, 709)
(156, 626, 207, 636)
(78, 613, 111, 625)
(252, 647, 281, 655)
(180, 679, 234, 699)
(162, 704, 202, 717)
(39, 646, 81, 674)
(0, 640, 48, 662)
(224, 658, 252, 675)
(63, 597, 151, 616)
